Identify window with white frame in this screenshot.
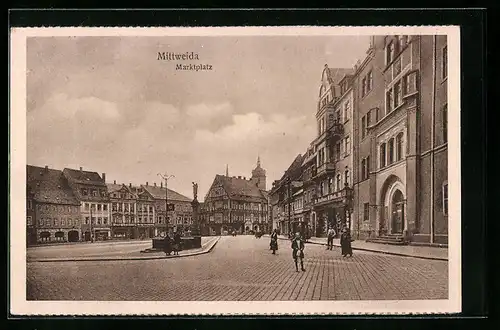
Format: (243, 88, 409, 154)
(380, 143, 387, 168)
(344, 101, 350, 121)
(388, 138, 395, 164)
(396, 133, 404, 161)
(344, 136, 351, 156)
(442, 182, 448, 216)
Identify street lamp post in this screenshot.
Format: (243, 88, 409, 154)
(90, 204, 93, 242)
(158, 173, 175, 235)
(287, 177, 291, 238)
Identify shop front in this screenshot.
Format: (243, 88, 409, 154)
(111, 226, 137, 240)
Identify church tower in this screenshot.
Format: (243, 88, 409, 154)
(251, 156, 267, 191)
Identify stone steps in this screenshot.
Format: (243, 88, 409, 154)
(366, 235, 407, 246)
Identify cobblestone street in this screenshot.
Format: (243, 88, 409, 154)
(27, 236, 448, 301)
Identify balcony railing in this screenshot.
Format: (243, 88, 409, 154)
(328, 121, 344, 138)
(314, 162, 336, 178)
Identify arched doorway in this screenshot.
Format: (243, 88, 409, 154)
(245, 226, 249, 233)
(391, 190, 405, 234)
(68, 230, 79, 242)
(84, 231, 91, 241)
(379, 175, 406, 235)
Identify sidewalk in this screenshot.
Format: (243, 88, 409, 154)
(267, 235, 448, 261)
(28, 236, 220, 263)
(27, 238, 152, 249)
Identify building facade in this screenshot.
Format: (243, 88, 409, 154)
(202, 159, 269, 235)
(142, 182, 193, 237)
(26, 165, 82, 244)
(358, 35, 448, 244)
(272, 35, 448, 245)
(270, 154, 304, 236)
(307, 66, 355, 237)
(62, 167, 110, 241)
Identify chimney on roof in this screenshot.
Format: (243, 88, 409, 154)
(238, 176, 241, 179)
(44, 165, 48, 172)
(154, 182, 157, 187)
(161, 182, 163, 188)
(146, 182, 149, 186)
(80, 167, 83, 172)
(129, 183, 132, 188)
(114, 180, 116, 184)
(102, 173, 106, 182)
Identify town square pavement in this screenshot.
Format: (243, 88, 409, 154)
(27, 235, 448, 301)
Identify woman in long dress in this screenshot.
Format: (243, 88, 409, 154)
(173, 231, 182, 256)
(163, 233, 172, 256)
(270, 229, 278, 254)
(340, 228, 353, 257)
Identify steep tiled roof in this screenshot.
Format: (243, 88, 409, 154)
(63, 168, 106, 186)
(215, 175, 267, 201)
(27, 165, 80, 205)
(141, 185, 191, 202)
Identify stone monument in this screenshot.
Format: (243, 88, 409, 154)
(191, 182, 201, 236)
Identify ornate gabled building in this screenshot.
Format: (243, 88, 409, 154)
(201, 158, 269, 235)
(63, 167, 110, 241)
(26, 165, 82, 244)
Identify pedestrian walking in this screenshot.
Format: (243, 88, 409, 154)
(340, 228, 354, 257)
(173, 231, 182, 256)
(291, 232, 306, 272)
(327, 227, 336, 250)
(270, 229, 278, 254)
(163, 233, 172, 256)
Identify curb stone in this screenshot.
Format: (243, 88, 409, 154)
(28, 236, 221, 263)
(264, 235, 447, 261)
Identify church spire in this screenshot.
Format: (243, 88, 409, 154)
(257, 155, 261, 168)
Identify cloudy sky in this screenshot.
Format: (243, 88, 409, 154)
(27, 35, 370, 200)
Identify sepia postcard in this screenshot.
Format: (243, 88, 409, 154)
(10, 26, 461, 316)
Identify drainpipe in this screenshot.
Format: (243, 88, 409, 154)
(430, 36, 437, 244)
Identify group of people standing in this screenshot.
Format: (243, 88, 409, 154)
(327, 226, 354, 257)
(163, 231, 183, 256)
(269, 225, 355, 272)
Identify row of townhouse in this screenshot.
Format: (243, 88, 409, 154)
(26, 165, 193, 245)
(270, 34, 449, 245)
